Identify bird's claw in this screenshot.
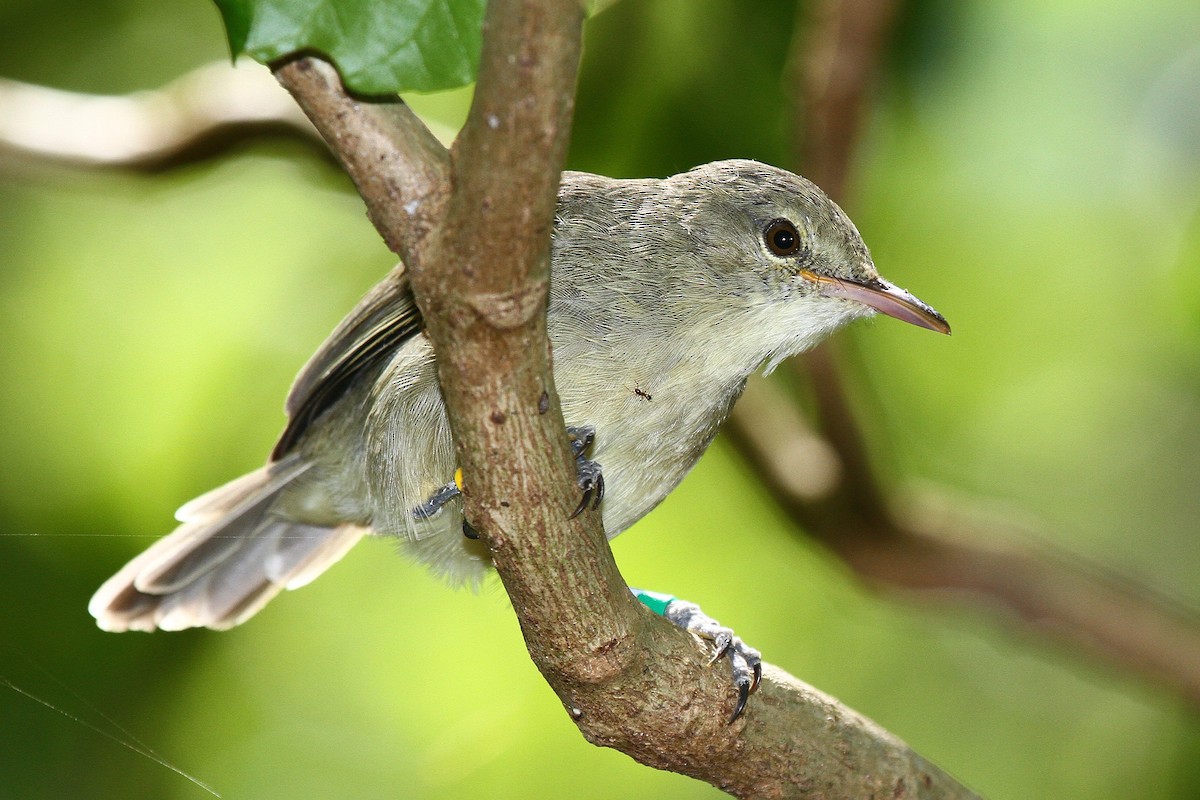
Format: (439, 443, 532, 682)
(566, 425, 604, 519)
(663, 600, 763, 723)
(566, 425, 595, 457)
(727, 644, 763, 724)
(570, 461, 605, 518)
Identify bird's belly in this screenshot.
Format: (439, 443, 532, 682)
(558, 369, 743, 538)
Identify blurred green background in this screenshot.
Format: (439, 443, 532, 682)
(2, 0, 1199, 797)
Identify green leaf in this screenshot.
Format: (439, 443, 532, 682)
(214, 1, 252, 56)
(212, 0, 487, 95)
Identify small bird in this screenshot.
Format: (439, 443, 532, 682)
(90, 161, 947, 700)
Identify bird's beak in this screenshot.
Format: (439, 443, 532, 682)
(804, 271, 951, 335)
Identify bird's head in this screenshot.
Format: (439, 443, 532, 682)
(673, 160, 949, 367)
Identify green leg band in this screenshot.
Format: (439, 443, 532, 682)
(630, 588, 676, 617)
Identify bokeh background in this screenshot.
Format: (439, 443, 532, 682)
(2, 0, 1199, 797)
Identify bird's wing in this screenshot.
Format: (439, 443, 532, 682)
(272, 266, 424, 459)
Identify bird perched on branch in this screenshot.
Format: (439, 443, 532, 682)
(90, 159, 948, 719)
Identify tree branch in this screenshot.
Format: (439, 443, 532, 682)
(415, 0, 643, 687)
(272, 56, 450, 258)
(791, 0, 900, 195)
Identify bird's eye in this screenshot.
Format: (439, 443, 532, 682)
(764, 219, 802, 257)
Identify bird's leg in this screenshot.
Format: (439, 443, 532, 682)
(411, 470, 463, 519)
(410, 469, 479, 538)
(566, 425, 605, 518)
(632, 588, 763, 723)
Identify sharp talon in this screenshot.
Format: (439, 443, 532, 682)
(462, 520, 479, 539)
(750, 661, 762, 694)
(579, 466, 603, 510)
(729, 680, 750, 724)
(570, 488, 591, 519)
(568, 429, 603, 518)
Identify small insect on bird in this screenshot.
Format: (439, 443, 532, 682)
(90, 160, 948, 720)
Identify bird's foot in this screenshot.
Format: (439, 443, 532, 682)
(411, 471, 462, 520)
(633, 589, 762, 723)
(567, 425, 604, 518)
(411, 471, 478, 539)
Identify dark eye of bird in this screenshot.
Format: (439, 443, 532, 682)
(764, 219, 801, 257)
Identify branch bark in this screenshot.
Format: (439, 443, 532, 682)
(274, 57, 449, 259)
(270, 2, 976, 797)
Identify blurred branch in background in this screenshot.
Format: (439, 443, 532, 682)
(1, 0, 1198, 710)
(792, 0, 900, 201)
(0, 59, 328, 172)
(726, 0, 1200, 705)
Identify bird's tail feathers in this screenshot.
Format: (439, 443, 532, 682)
(89, 458, 363, 632)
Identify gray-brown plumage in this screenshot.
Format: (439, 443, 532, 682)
(90, 160, 947, 632)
